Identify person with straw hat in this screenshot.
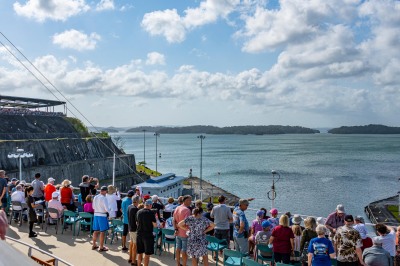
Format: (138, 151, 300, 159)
(60, 179, 74, 211)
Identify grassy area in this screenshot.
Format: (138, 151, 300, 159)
(136, 164, 161, 177)
(387, 205, 400, 222)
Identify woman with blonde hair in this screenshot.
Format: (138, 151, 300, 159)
(60, 179, 75, 211)
(106, 185, 120, 219)
(291, 224, 302, 262)
(300, 216, 318, 265)
(269, 214, 295, 264)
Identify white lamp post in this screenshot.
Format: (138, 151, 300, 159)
(7, 148, 34, 181)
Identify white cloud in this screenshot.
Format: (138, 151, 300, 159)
(52, 29, 101, 51)
(141, 0, 240, 43)
(13, 0, 89, 22)
(96, 0, 114, 11)
(145, 52, 165, 65)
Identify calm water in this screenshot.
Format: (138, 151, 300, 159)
(111, 133, 400, 218)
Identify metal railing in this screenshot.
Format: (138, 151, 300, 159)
(5, 236, 73, 266)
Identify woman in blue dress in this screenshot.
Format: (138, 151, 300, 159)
(178, 207, 215, 266)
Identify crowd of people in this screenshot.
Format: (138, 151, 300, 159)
(0, 107, 64, 117)
(1, 169, 400, 266)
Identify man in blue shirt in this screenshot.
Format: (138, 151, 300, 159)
(233, 198, 249, 253)
(121, 190, 134, 251)
(308, 225, 335, 266)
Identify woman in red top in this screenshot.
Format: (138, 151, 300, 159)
(60, 179, 75, 211)
(269, 214, 295, 264)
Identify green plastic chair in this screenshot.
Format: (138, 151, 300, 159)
(206, 235, 228, 266)
(153, 227, 162, 255)
(62, 210, 79, 235)
(242, 258, 263, 266)
(255, 244, 274, 265)
(331, 258, 337, 266)
(77, 212, 93, 236)
(223, 249, 243, 266)
(110, 219, 124, 244)
(161, 228, 176, 258)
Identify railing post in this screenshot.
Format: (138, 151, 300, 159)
(28, 246, 32, 257)
(55, 259, 58, 266)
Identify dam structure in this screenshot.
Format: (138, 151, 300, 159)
(0, 95, 142, 186)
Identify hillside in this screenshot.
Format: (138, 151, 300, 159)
(328, 124, 400, 134)
(126, 125, 320, 134)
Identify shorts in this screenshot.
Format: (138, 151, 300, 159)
(214, 229, 230, 245)
(123, 224, 129, 236)
(176, 236, 188, 252)
(129, 232, 137, 244)
(93, 216, 109, 232)
(136, 233, 154, 255)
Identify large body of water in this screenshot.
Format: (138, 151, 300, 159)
(111, 132, 400, 218)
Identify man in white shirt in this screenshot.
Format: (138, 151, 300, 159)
(11, 185, 25, 221)
(47, 192, 64, 219)
(375, 223, 396, 257)
(92, 186, 109, 252)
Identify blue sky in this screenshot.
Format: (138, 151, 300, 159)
(0, 0, 399, 128)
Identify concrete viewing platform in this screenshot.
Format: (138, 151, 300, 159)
(365, 195, 400, 226)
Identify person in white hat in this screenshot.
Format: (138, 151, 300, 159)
(47, 191, 64, 219)
(44, 177, 56, 203)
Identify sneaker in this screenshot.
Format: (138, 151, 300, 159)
(29, 232, 38, 238)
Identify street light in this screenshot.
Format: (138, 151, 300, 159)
(154, 132, 160, 174)
(142, 129, 146, 165)
(267, 170, 281, 209)
(197, 135, 206, 189)
(7, 148, 33, 181)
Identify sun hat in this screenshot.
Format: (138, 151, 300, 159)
(270, 208, 278, 215)
(292, 214, 303, 225)
(262, 220, 271, 228)
(256, 210, 265, 217)
(61, 179, 71, 187)
(52, 192, 59, 198)
(316, 217, 325, 225)
(336, 204, 345, 213)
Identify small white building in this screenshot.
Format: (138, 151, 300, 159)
(135, 173, 186, 199)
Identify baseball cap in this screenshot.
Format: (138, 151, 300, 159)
(127, 190, 134, 197)
(145, 199, 153, 205)
(207, 202, 214, 210)
(48, 177, 55, 182)
(143, 194, 151, 200)
(256, 210, 265, 217)
(270, 208, 278, 215)
(152, 195, 159, 201)
(11, 178, 18, 182)
(344, 214, 354, 222)
(336, 204, 345, 213)
(52, 192, 59, 198)
(100, 186, 108, 191)
(262, 220, 271, 228)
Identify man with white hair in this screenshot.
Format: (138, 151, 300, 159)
(325, 204, 346, 236)
(362, 237, 392, 266)
(307, 225, 335, 265)
(11, 185, 25, 221)
(151, 195, 164, 219)
(44, 177, 56, 203)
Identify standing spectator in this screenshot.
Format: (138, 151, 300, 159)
(307, 225, 335, 266)
(106, 185, 120, 219)
(92, 186, 109, 252)
(11, 185, 25, 221)
(136, 199, 157, 266)
(375, 223, 396, 258)
(395, 226, 400, 266)
(333, 214, 365, 266)
(134, 186, 143, 202)
(233, 198, 250, 253)
(292, 222, 303, 263)
(301, 217, 318, 252)
(60, 180, 74, 211)
(128, 196, 140, 266)
(44, 177, 56, 202)
(269, 215, 295, 264)
(249, 209, 267, 255)
(79, 175, 99, 203)
(211, 195, 233, 250)
(268, 208, 279, 229)
(165, 197, 176, 212)
(47, 192, 64, 219)
(354, 216, 372, 251)
(151, 195, 164, 219)
(174, 195, 192, 266)
(25, 186, 39, 238)
(0, 170, 7, 211)
(31, 173, 45, 201)
(325, 204, 345, 236)
(121, 190, 134, 252)
(363, 237, 392, 266)
(178, 207, 215, 266)
(203, 203, 214, 235)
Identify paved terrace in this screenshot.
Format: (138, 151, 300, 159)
(6, 221, 183, 266)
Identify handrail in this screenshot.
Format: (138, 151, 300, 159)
(5, 236, 73, 266)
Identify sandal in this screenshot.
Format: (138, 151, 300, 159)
(99, 247, 109, 252)
(92, 246, 99, 250)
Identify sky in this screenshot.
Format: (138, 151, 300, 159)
(0, 0, 399, 128)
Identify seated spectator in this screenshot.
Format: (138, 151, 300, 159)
(249, 209, 267, 255)
(44, 177, 56, 202)
(11, 185, 25, 221)
(60, 179, 75, 211)
(84, 195, 94, 214)
(255, 220, 273, 257)
(48, 192, 64, 219)
(268, 208, 279, 229)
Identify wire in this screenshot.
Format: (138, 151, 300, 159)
(0, 32, 144, 182)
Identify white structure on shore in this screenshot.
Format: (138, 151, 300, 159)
(135, 173, 186, 199)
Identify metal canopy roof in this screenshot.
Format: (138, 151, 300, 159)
(0, 95, 65, 108)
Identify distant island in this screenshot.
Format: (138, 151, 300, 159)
(328, 124, 400, 134)
(126, 125, 320, 135)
